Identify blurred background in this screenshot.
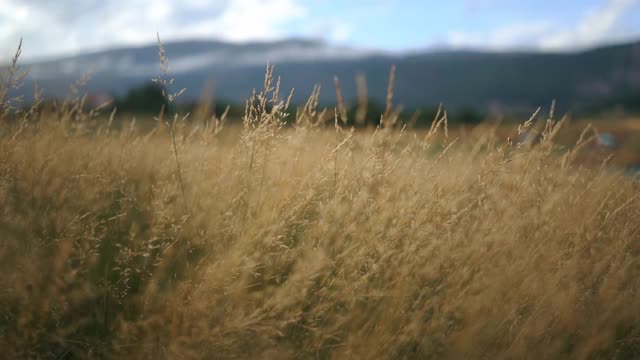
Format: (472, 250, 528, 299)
(1, 0, 640, 122)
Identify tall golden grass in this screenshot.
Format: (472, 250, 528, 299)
(1, 39, 639, 359)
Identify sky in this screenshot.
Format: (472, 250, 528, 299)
(1, 0, 640, 61)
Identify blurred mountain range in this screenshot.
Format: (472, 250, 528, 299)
(6, 38, 640, 114)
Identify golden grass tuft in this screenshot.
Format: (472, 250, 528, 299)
(1, 40, 639, 359)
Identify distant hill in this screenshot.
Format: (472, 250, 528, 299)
(6, 38, 640, 115)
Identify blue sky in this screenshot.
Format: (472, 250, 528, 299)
(295, 0, 640, 50)
(1, 0, 639, 60)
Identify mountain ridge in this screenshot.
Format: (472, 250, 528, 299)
(5, 38, 640, 114)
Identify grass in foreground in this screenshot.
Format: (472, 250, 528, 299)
(1, 45, 640, 359)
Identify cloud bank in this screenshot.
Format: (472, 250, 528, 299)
(448, 0, 639, 51)
(1, 0, 639, 61)
(0, 0, 307, 60)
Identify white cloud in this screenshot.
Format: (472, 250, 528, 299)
(540, 0, 637, 50)
(302, 20, 354, 44)
(179, 0, 307, 42)
(447, 0, 639, 51)
(0, 0, 308, 61)
(448, 21, 553, 50)
(148, 0, 173, 21)
(183, 0, 212, 9)
(330, 23, 353, 43)
(0, 1, 32, 59)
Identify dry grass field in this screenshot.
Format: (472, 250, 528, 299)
(1, 43, 640, 359)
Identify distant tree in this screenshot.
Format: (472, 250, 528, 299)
(345, 97, 386, 127)
(452, 107, 484, 125)
(115, 82, 168, 113)
(411, 107, 443, 128)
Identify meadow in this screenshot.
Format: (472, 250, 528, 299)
(1, 41, 640, 359)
